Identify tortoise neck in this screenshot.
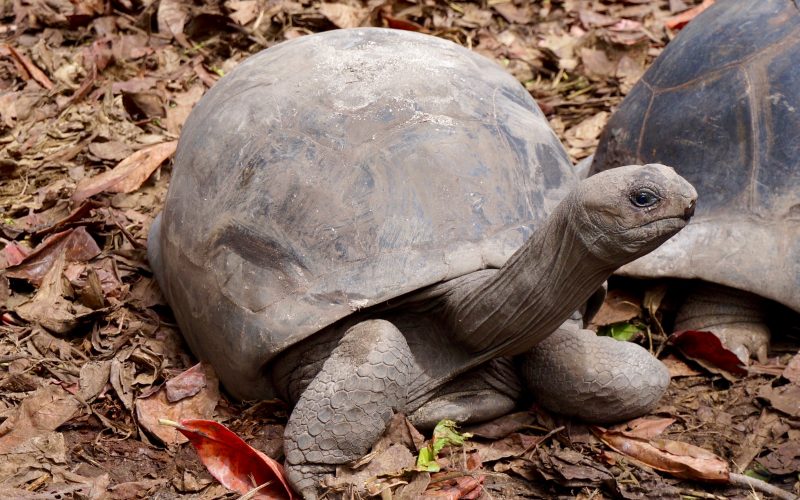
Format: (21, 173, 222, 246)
(445, 195, 615, 356)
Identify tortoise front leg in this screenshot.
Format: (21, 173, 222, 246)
(284, 319, 412, 499)
(521, 318, 669, 423)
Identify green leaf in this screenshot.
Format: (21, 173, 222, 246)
(415, 419, 472, 472)
(599, 321, 642, 342)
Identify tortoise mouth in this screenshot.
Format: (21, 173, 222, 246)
(638, 215, 690, 232)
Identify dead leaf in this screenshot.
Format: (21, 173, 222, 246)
(590, 288, 641, 327)
(165, 362, 211, 402)
(756, 440, 800, 476)
(164, 86, 204, 135)
(5, 227, 101, 285)
(72, 141, 177, 202)
(160, 419, 296, 499)
(782, 352, 800, 383)
(608, 417, 675, 439)
(78, 360, 111, 402)
(319, 3, 367, 28)
(226, 0, 259, 26)
(662, 354, 703, 378)
(668, 330, 748, 379)
(3, 44, 54, 89)
(157, 0, 189, 38)
(665, 0, 715, 30)
(757, 384, 800, 418)
(0, 385, 81, 454)
(465, 411, 537, 440)
(135, 364, 219, 445)
(470, 432, 545, 463)
(593, 427, 730, 482)
(15, 252, 95, 333)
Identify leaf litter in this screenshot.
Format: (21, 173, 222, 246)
(0, 0, 798, 499)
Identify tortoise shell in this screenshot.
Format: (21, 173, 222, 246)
(591, 0, 800, 312)
(149, 28, 576, 399)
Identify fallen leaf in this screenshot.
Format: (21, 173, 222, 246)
(608, 417, 675, 439)
(226, 0, 259, 26)
(593, 426, 730, 482)
(78, 360, 112, 402)
(756, 440, 800, 476)
(0, 385, 81, 454)
(158, 0, 189, 38)
(0, 241, 31, 268)
(332, 443, 417, 495)
(160, 418, 295, 499)
(15, 252, 95, 333)
(136, 364, 219, 444)
(319, 3, 367, 29)
(782, 352, 800, 383)
(757, 384, 800, 418)
(465, 411, 536, 439)
(668, 330, 748, 378)
(4, 44, 54, 89)
(72, 141, 177, 202)
(424, 450, 484, 499)
(662, 354, 703, 378)
(469, 432, 545, 462)
(165, 362, 210, 402)
(665, 0, 715, 30)
(5, 227, 101, 285)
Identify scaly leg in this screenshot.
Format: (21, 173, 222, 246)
(283, 319, 412, 499)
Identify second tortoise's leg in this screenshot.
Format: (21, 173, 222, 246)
(521, 319, 669, 423)
(674, 282, 769, 363)
(408, 358, 521, 430)
(283, 319, 412, 499)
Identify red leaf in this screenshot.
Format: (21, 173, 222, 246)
(664, 0, 715, 30)
(668, 330, 748, 377)
(160, 419, 295, 499)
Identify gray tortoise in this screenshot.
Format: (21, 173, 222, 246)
(148, 28, 696, 497)
(591, 0, 800, 363)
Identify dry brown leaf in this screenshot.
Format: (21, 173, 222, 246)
(226, 0, 259, 26)
(78, 360, 112, 402)
(757, 383, 800, 418)
(164, 86, 204, 134)
(608, 417, 675, 440)
(0, 385, 81, 454)
(15, 252, 94, 334)
(157, 0, 189, 38)
(135, 364, 220, 445)
(319, 3, 368, 29)
(662, 354, 703, 377)
(5, 227, 102, 285)
(165, 363, 210, 402)
(4, 44, 54, 89)
(72, 141, 177, 202)
(466, 411, 537, 439)
(782, 352, 800, 383)
(594, 427, 730, 482)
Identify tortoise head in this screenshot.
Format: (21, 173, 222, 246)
(572, 163, 697, 264)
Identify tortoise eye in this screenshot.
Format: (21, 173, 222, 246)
(630, 188, 659, 208)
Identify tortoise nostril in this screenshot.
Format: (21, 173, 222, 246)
(684, 200, 696, 220)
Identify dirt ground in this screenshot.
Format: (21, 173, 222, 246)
(1, 0, 799, 499)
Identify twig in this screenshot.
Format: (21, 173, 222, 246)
(729, 472, 798, 500)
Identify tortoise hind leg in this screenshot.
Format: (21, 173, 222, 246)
(284, 319, 412, 499)
(674, 282, 769, 363)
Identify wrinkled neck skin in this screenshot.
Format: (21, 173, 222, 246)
(444, 192, 617, 358)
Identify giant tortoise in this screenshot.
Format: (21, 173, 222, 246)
(148, 28, 696, 497)
(591, 0, 800, 363)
